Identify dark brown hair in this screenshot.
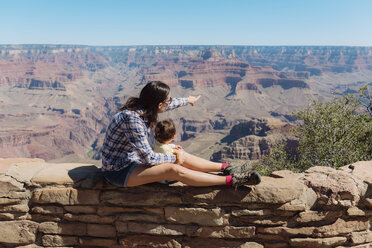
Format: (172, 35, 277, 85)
(155, 119, 176, 143)
(119, 81, 170, 128)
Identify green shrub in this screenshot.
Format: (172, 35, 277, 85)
(253, 85, 372, 175)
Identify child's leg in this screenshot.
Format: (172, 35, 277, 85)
(181, 151, 223, 172)
(126, 163, 226, 187)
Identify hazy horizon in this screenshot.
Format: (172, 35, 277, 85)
(1, 44, 372, 48)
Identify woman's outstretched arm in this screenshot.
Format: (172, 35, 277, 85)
(165, 97, 188, 111)
(165, 95, 201, 111)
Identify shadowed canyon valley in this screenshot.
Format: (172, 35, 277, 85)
(1, 45, 372, 165)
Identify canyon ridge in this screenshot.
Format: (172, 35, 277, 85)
(1, 45, 372, 165)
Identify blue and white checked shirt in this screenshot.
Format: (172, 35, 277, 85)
(101, 97, 189, 171)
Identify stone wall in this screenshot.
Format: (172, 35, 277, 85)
(0, 158, 371, 248)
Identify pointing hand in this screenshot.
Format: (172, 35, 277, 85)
(188, 95, 201, 106)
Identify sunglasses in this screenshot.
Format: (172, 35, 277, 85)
(163, 97, 172, 104)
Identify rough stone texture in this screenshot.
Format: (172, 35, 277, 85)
(0, 212, 15, 220)
(117, 212, 163, 223)
(79, 237, 118, 247)
(165, 207, 227, 226)
(183, 238, 264, 248)
(293, 210, 343, 224)
(258, 226, 315, 236)
(97, 206, 141, 216)
(15, 245, 44, 248)
(351, 231, 372, 244)
(279, 185, 317, 211)
(0, 175, 24, 193)
(348, 207, 366, 216)
(302, 166, 367, 207)
(0, 198, 21, 205)
(315, 218, 369, 237)
(336, 244, 372, 248)
(263, 243, 288, 248)
(252, 177, 312, 204)
(232, 209, 273, 216)
(32, 187, 100, 205)
(365, 198, 372, 208)
(0, 190, 30, 199)
(339, 161, 372, 182)
(290, 237, 347, 247)
(183, 176, 313, 205)
(259, 217, 369, 239)
(63, 213, 115, 224)
(0, 158, 371, 247)
(0, 204, 29, 213)
(194, 226, 255, 238)
(38, 222, 86, 236)
(255, 233, 288, 242)
(127, 222, 197, 236)
(5, 162, 49, 186)
(115, 221, 128, 233)
(41, 235, 78, 246)
(0, 220, 39, 245)
(31, 206, 64, 215)
(64, 205, 96, 214)
(119, 235, 182, 248)
(270, 170, 303, 179)
(234, 216, 287, 226)
(100, 190, 182, 206)
(86, 224, 116, 238)
(30, 214, 61, 222)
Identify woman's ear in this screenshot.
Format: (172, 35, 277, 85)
(158, 102, 166, 112)
(158, 102, 163, 110)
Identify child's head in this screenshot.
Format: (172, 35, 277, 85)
(155, 119, 176, 144)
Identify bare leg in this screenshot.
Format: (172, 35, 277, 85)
(126, 163, 226, 187)
(181, 151, 222, 172)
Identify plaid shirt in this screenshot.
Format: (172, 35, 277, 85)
(101, 97, 189, 171)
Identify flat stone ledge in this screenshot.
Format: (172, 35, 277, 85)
(0, 158, 371, 248)
(1, 159, 371, 208)
(5, 161, 99, 187)
(0, 158, 44, 175)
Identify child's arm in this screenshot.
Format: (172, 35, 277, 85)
(169, 144, 182, 150)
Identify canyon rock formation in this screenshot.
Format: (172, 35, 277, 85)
(1, 45, 372, 163)
(211, 120, 298, 162)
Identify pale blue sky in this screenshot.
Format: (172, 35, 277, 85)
(1, 0, 371, 46)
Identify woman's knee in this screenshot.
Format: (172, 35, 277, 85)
(165, 163, 186, 178)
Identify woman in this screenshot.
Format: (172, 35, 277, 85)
(101, 81, 261, 187)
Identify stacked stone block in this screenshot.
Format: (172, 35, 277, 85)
(0, 158, 371, 247)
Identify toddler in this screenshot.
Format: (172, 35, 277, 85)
(154, 119, 179, 155)
(154, 119, 180, 184)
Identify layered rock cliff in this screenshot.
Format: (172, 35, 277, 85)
(211, 120, 298, 161)
(1, 45, 372, 162)
(0, 158, 371, 248)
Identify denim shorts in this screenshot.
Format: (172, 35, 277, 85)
(102, 164, 137, 187)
